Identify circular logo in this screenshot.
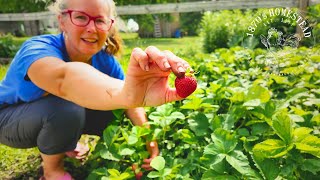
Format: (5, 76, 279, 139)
(241, 8, 316, 76)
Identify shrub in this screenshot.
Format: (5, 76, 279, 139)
(0, 34, 19, 58)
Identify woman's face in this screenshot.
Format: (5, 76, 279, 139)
(59, 0, 112, 61)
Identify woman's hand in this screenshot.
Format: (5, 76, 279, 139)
(123, 46, 191, 108)
(141, 141, 159, 171)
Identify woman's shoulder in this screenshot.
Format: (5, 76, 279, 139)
(25, 33, 63, 46)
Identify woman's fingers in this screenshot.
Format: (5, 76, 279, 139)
(130, 47, 150, 71)
(131, 46, 192, 75)
(145, 46, 171, 71)
(163, 50, 192, 77)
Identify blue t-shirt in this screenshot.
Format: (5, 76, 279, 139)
(0, 33, 124, 105)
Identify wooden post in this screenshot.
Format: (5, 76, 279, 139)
(296, 0, 309, 39)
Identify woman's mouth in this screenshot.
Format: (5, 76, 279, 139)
(82, 38, 98, 43)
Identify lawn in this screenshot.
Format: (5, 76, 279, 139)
(0, 34, 202, 179)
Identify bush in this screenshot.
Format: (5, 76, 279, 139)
(200, 10, 248, 53)
(0, 34, 19, 58)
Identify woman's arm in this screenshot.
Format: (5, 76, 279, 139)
(28, 57, 128, 110)
(125, 107, 148, 126)
(28, 46, 191, 110)
(125, 108, 159, 171)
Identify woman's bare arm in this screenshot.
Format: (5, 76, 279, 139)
(28, 57, 128, 110)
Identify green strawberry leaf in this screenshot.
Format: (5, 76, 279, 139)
(103, 125, 120, 147)
(245, 85, 270, 103)
(253, 139, 290, 158)
(252, 153, 280, 180)
(209, 128, 237, 154)
(301, 159, 320, 175)
(226, 150, 261, 179)
(272, 111, 293, 144)
(188, 112, 210, 136)
(150, 156, 165, 171)
(294, 135, 320, 158)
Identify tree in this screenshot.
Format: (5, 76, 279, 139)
(0, 0, 53, 13)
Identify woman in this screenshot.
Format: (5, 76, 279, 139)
(0, 0, 191, 179)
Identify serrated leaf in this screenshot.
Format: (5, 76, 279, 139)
(107, 169, 120, 177)
(303, 98, 320, 107)
(169, 111, 185, 120)
(288, 114, 304, 123)
(202, 169, 238, 180)
(112, 109, 125, 120)
(150, 156, 165, 171)
(301, 159, 320, 175)
(188, 112, 209, 136)
(252, 153, 280, 180)
(180, 97, 203, 110)
(311, 114, 320, 125)
(243, 99, 261, 107)
(253, 139, 289, 158)
(100, 144, 121, 161)
(119, 148, 135, 156)
(293, 127, 313, 143)
(270, 74, 290, 84)
(127, 134, 138, 145)
(226, 150, 260, 179)
(119, 172, 130, 179)
(147, 171, 160, 178)
(103, 126, 120, 147)
(209, 128, 237, 154)
(245, 85, 270, 103)
(290, 106, 309, 116)
(223, 105, 245, 130)
(295, 135, 320, 158)
(264, 100, 276, 118)
(176, 129, 197, 144)
(272, 112, 293, 144)
(157, 103, 173, 116)
(230, 91, 245, 103)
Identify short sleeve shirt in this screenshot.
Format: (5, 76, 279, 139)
(0, 33, 124, 105)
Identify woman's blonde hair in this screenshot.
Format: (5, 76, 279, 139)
(48, 0, 122, 56)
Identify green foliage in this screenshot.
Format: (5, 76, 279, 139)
(0, 34, 19, 58)
(180, 12, 203, 36)
(0, 146, 41, 179)
(87, 46, 320, 179)
(200, 10, 248, 53)
(1, 35, 319, 179)
(200, 6, 320, 53)
(0, 0, 52, 13)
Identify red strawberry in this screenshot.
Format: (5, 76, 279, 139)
(175, 72, 197, 98)
(131, 163, 143, 180)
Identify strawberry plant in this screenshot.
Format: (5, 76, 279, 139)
(84, 45, 320, 179)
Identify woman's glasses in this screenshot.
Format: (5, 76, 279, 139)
(61, 10, 114, 31)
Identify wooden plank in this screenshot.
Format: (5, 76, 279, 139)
(116, 0, 300, 15)
(0, 11, 54, 21)
(0, 0, 320, 21)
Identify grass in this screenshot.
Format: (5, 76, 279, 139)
(0, 33, 202, 179)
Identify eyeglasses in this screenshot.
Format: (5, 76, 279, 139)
(61, 10, 114, 31)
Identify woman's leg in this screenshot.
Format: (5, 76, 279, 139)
(0, 95, 85, 179)
(83, 109, 115, 136)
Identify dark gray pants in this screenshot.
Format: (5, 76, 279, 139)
(0, 95, 114, 155)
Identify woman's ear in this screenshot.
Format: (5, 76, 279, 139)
(58, 14, 66, 32)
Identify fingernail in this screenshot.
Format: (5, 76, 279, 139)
(178, 66, 185, 73)
(164, 62, 171, 69)
(145, 65, 149, 71)
(150, 142, 155, 147)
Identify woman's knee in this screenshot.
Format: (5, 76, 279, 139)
(37, 96, 86, 154)
(44, 96, 86, 130)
